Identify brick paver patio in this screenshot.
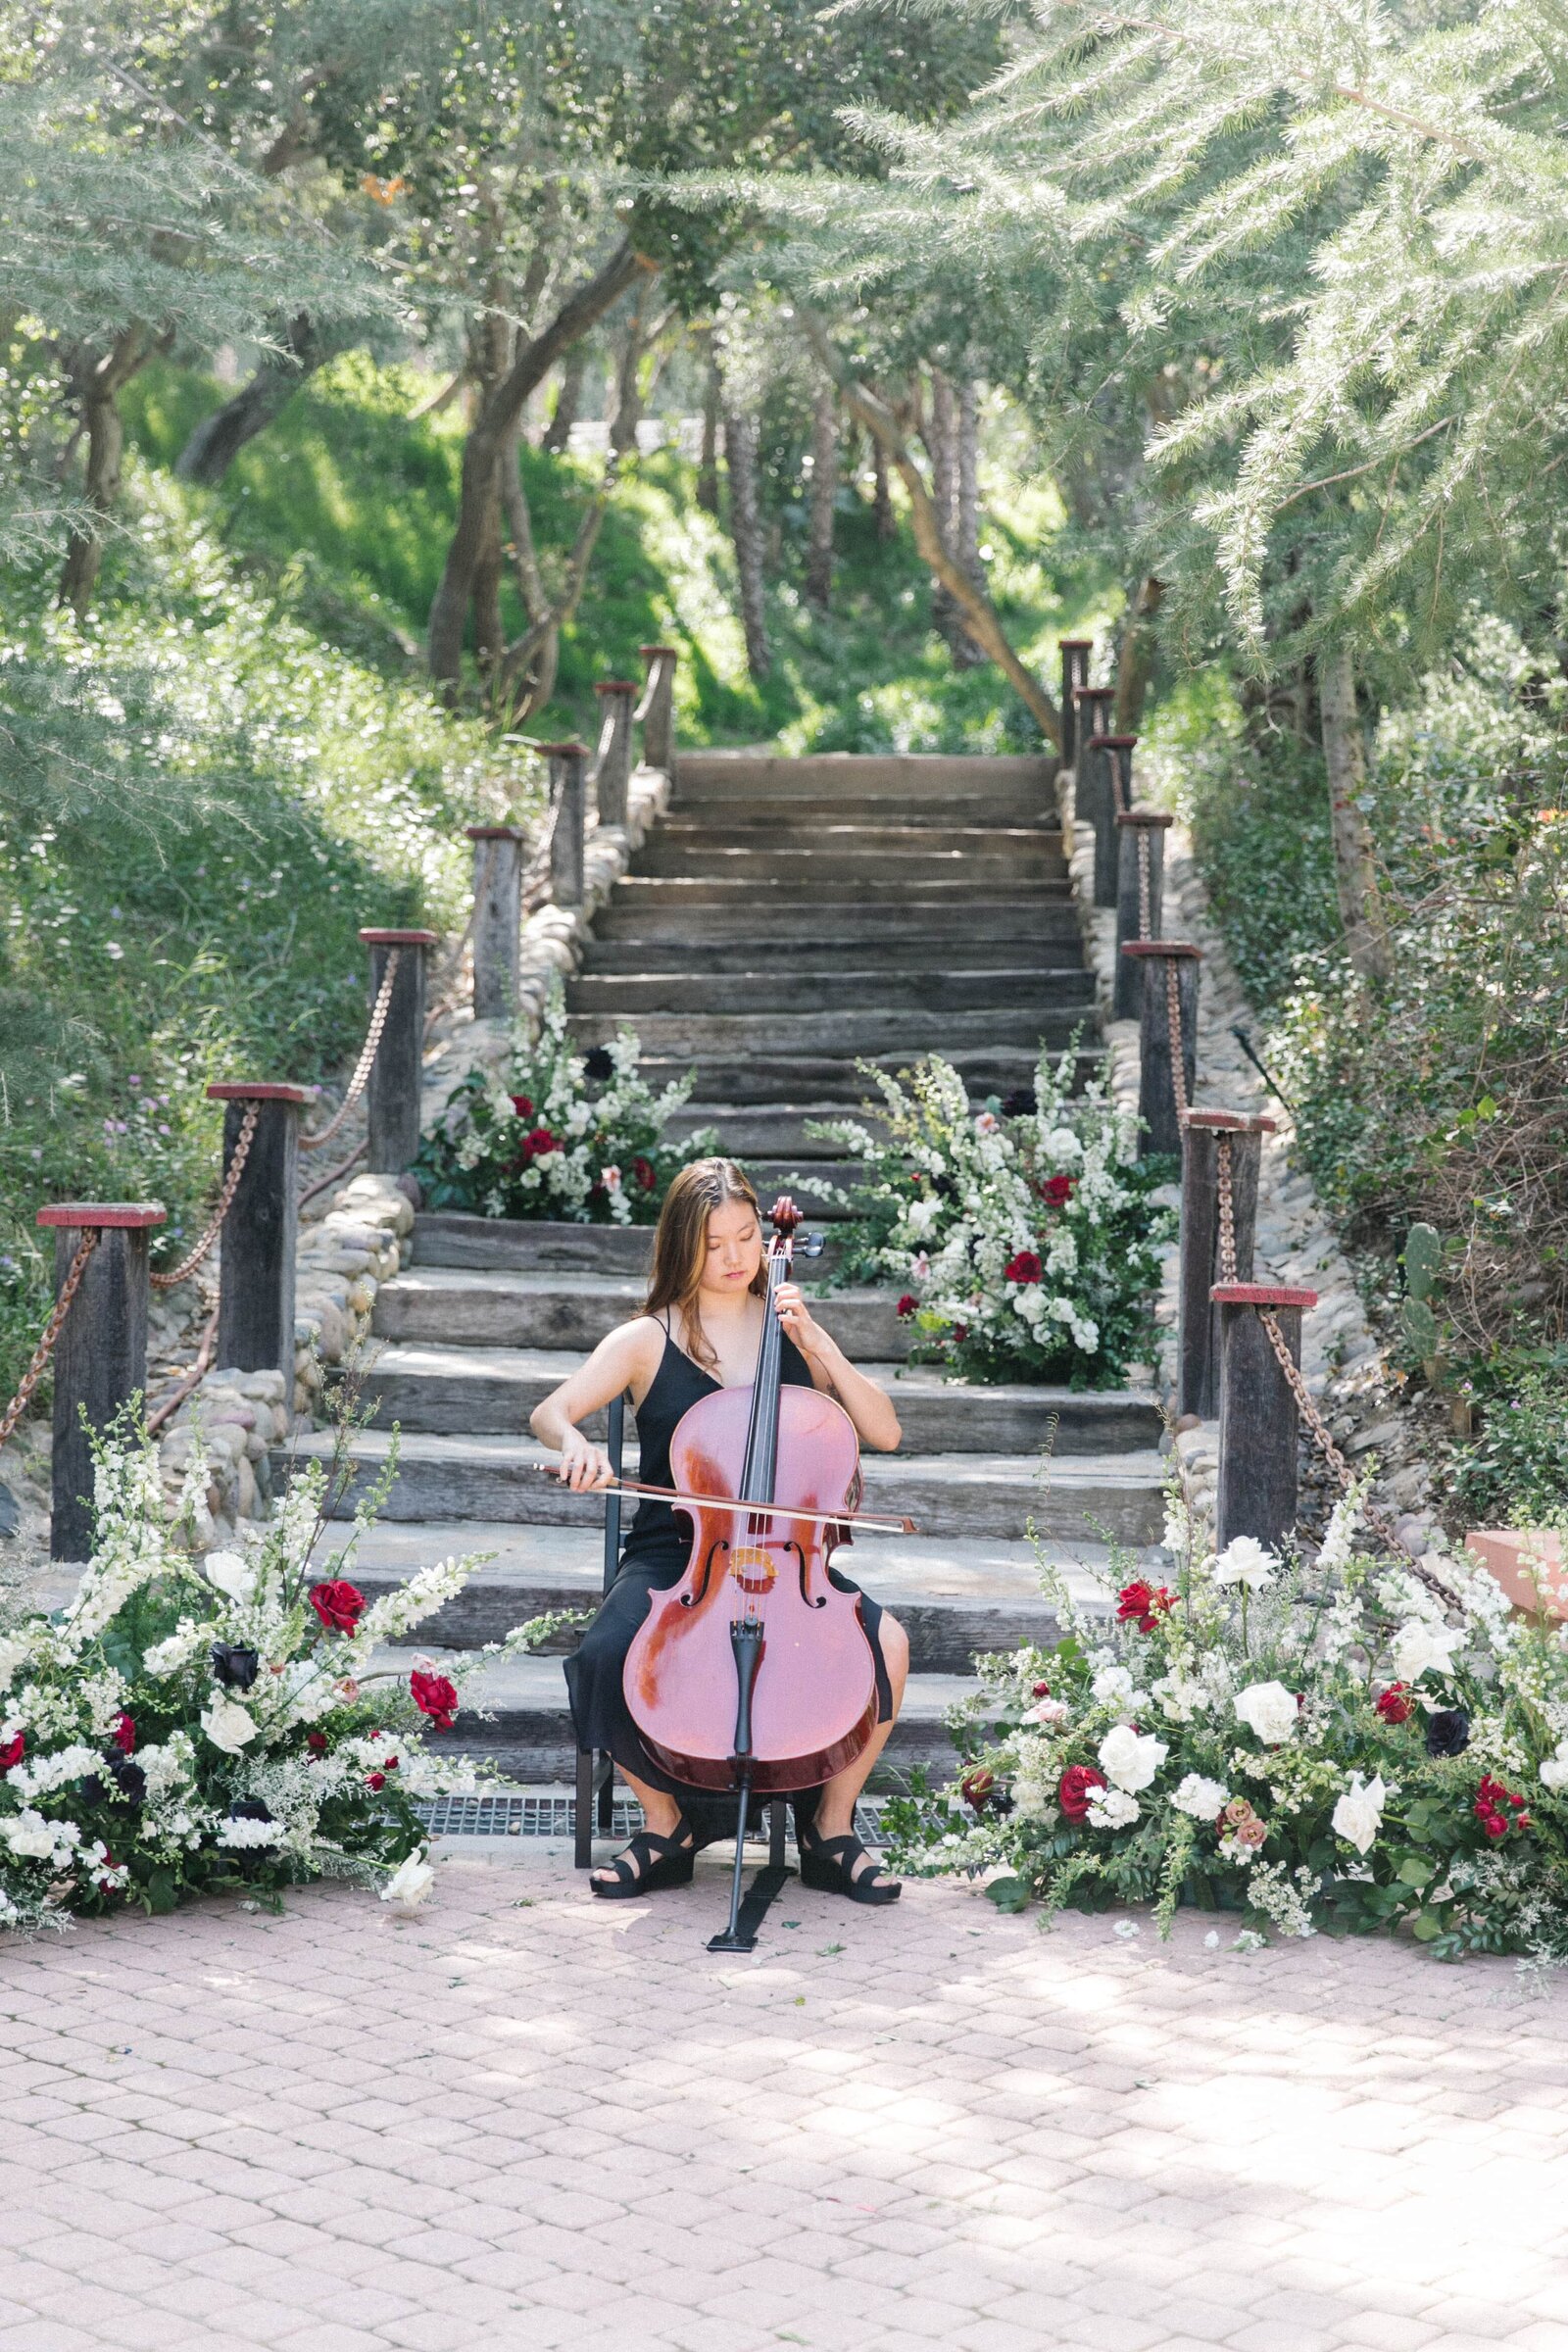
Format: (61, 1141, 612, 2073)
(3, 1839, 1566, 2352)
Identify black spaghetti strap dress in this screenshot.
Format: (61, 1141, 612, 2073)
(564, 1320, 895, 1802)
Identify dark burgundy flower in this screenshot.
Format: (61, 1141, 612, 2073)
(933, 1175, 957, 1201)
(210, 1642, 260, 1690)
(632, 1155, 657, 1192)
(1425, 1708, 1471, 1758)
(952, 1322, 969, 1345)
(1001, 1087, 1038, 1117)
(310, 1580, 365, 1636)
(1031, 1680, 1052, 1699)
(411, 1669, 459, 1731)
(109, 1755, 146, 1805)
(896, 1294, 918, 1319)
(1374, 1684, 1413, 1726)
(112, 1712, 136, 1754)
(582, 1046, 614, 1082)
(305, 1731, 328, 1756)
(1057, 1764, 1107, 1823)
(1116, 1581, 1175, 1634)
(509, 1094, 534, 1119)
(524, 1125, 560, 1158)
(0, 1731, 24, 1773)
(1040, 1174, 1076, 1208)
(960, 1767, 995, 1813)
(367, 1771, 387, 1792)
(1004, 1250, 1042, 1285)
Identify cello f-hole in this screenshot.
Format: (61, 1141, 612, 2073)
(680, 1539, 727, 1607)
(788, 1541, 827, 1609)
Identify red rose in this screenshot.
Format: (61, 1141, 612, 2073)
(1040, 1175, 1075, 1207)
(1478, 1807, 1508, 1840)
(309, 1579, 365, 1636)
(1004, 1250, 1042, 1285)
(411, 1669, 459, 1731)
(896, 1294, 917, 1319)
(633, 1155, 657, 1192)
(1057, 1764, 1107, 1823)
(1116, 1581, 1175, 1634)
(959, 1766, 995, 1813)
(509, 1095, 534, 1119)
(952, 1322, 969, 1345)
(1031, 1681, 1052, 1698)
(524, 1126, 560, 1158)
(384, 1755, 399, 1771)
(306, 1731, 328, 1755)
(367, 1771, 386, 1792)
(1374, 1684, 1413, 1725)
(113, 1713, 136, 1754)
(0, 1731, 23, 1773)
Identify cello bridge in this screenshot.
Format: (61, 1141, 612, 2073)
(728, 1545, 777, 1595)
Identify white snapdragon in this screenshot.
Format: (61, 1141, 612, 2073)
(1098, 1724, 1167, 1793)
(6, 1743, 100, 1801)
(357, 1554, 480, 1646)
(1314, 1490, 1363, 1575)
(143, 1621, 209, 1679)
(1172, 1774, 1230, 1823)
(216, 1816, 283, 1849)
(0, 1634, 33, 1692)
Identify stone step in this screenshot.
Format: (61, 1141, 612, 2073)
(565, 967, 1094, 1015)
(372, 1645, 985, 1788)
(667, 1102, 1086, 1156)
(355, 1341, 1163, 1455)
(283, 1428, 1166, 1544)
(322, 1521, 1119, 1671)
(636, 1048, 1101, 1104)
(666, 800, 1054, 831)
(580, 924, 1082, 969)
(371, 1267, 911, 1355)
(634, 843, 1068, 884)
(606, 873, 1075, 907)
(567, 1006, 1091, 1059)
(675, 752, 1056, 797)
(653, 820, 1064, 851)
(596, 896, 1080, 944)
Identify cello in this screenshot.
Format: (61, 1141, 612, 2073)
(621, 1196, 893, 1948)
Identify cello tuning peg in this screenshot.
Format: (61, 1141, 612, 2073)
(800, 1230, 825, 1258)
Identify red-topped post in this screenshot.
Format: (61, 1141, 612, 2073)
(359, 927, 437, 1174)
(637, 644, 679, 780)
(1113, 807, 1173, 1017)
(1211, 1282, 1318, 1551)
(539, 742, 588, 909)
(1179, 1109, 1277, 1419)
(1121, 940, 1200, 1157)
(466, 824, 525, 1021)
(207, 1083, 309, 1386)
(1058, 640, 1093, 770)
(592, 680, 637, 830)
(37, 1201, 165, 1561)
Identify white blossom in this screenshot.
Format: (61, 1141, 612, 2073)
(200, 1695, 258, 1754)
(1390, 1619, 1465, 1685)
(1212, 1537, 1279, 1592)
(1098, 1724, 1167, 1792)
(1086, 1787, 1141, 1830)
(1233, 1681, 1298, 1746)
(204, 1550, 257, 1603)
(381, 1848, 436, 1906)
(1331, 1772, 1389, 1856)
(1172, 1773, 1230, 1822)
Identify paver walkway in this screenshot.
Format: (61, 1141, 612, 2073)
(4, 1842, 1566, 2352)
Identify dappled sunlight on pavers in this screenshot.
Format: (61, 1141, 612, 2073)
(2, 1840, 1567, 2350)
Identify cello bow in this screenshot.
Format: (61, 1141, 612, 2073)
(532, 1464, 917, 1537)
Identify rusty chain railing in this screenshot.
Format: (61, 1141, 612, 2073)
(0, 1228, 100, 1448)
(148, 1101, 260, 1292)
(300, 948, 401, 1152)
(1137, 827, 1152, 940)
(1164, 957, 1189, 1121)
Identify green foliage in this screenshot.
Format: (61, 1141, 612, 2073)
(1450, 1358, 1568, 1529)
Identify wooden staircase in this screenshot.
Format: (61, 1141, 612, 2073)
(287, 751, 1166, 1785)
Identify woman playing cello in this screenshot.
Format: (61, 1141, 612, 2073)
(532, 1157, 908, 1904)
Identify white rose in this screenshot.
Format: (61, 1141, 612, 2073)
(204, 1550, 256, 1603)
(1086, 1788, 1141, 1830)
(1540, 1740, 1568, 1793)
(200, 1695, 258, 1755)
(1098, 1723, 1167, 1793)
(2, 1810, 60, 1860)
(1331, 1772, 1388, 1857)
(1171, 1773, 1230, 1823)
(382, 1848, 436, 1907)
(1390, 1619, 1464, 1686)
(1091, 1664, 1136, 1707)
(1211, 1536, 1279, 1592)
(1233, 1680, 1298, 1746)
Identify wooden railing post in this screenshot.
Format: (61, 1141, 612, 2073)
(1178, 1110, 1276, 1419)
(1212, 1283, 1317, 1550)
(466, 824, 525, 1021)
(359, 927, 436, 1174)
(637, 644, 679, 780)
(541, 742, 588, 909)
(1058, 640, 1093, 770)
(1071, 685, 1115, 879)
(1112, 807, 1173, 1017)
(1120, 940, 1200, 1157)
(207, 1084, 306, 1386)
(1095, 733, 1138, 908)
(36, 1201, 165, 1561)
(591, 680, 637, 830)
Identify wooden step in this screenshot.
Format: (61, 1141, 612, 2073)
(566, 1006, 1093, 1059)
(565, 967, 1094, 1015)
(667, 798, 1055, 830)
(674, 752, 1056, 796)
(606, 873, 1075, 907)
(635, 1048, 1101, 1104)
(635, 842, 1068, 882)
(595, 896, 1081, 943)
(371, 1267, 911, 1355)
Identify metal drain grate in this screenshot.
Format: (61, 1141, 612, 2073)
(416, 1791, 888, 1841)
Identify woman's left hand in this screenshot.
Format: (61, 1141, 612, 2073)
(773, 1281, 835, 1368)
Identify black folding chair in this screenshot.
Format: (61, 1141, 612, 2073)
(572, 1390, 789, 1876)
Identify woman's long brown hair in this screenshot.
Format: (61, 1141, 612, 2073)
(643, 1159, 765, 1372)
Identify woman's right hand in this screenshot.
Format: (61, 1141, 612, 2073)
(555, 1427, 615, 1492)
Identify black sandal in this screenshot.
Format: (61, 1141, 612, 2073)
(589, 1817, 695, 1901)
(799, 1826, 902, 1907)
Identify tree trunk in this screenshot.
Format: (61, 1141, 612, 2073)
(1319, 642, 1393, 984)
(542, 347, 588, 454)
(426, 238, 652, 694)
(175, 312, 321, 485)
(871, 431, 894, 540)
(800, 312, 1060, 748)
(928, 367, 958, 645)
(58, 327, 147, 618)
(471, 483, 505, 679)
(1113, 573, 1165, 733)
(952, 376, 984, 667)
(805, 381, 837, 610)
(723, 405, 770, 683)
(697, 349, 721, 514)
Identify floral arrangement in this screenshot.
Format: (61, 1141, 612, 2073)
(882, 1486, 1568, 1962)
(807, 1044, 1174, 1385)
(0, 1417, 566, 1936)
(411, 975, 716, 1224)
